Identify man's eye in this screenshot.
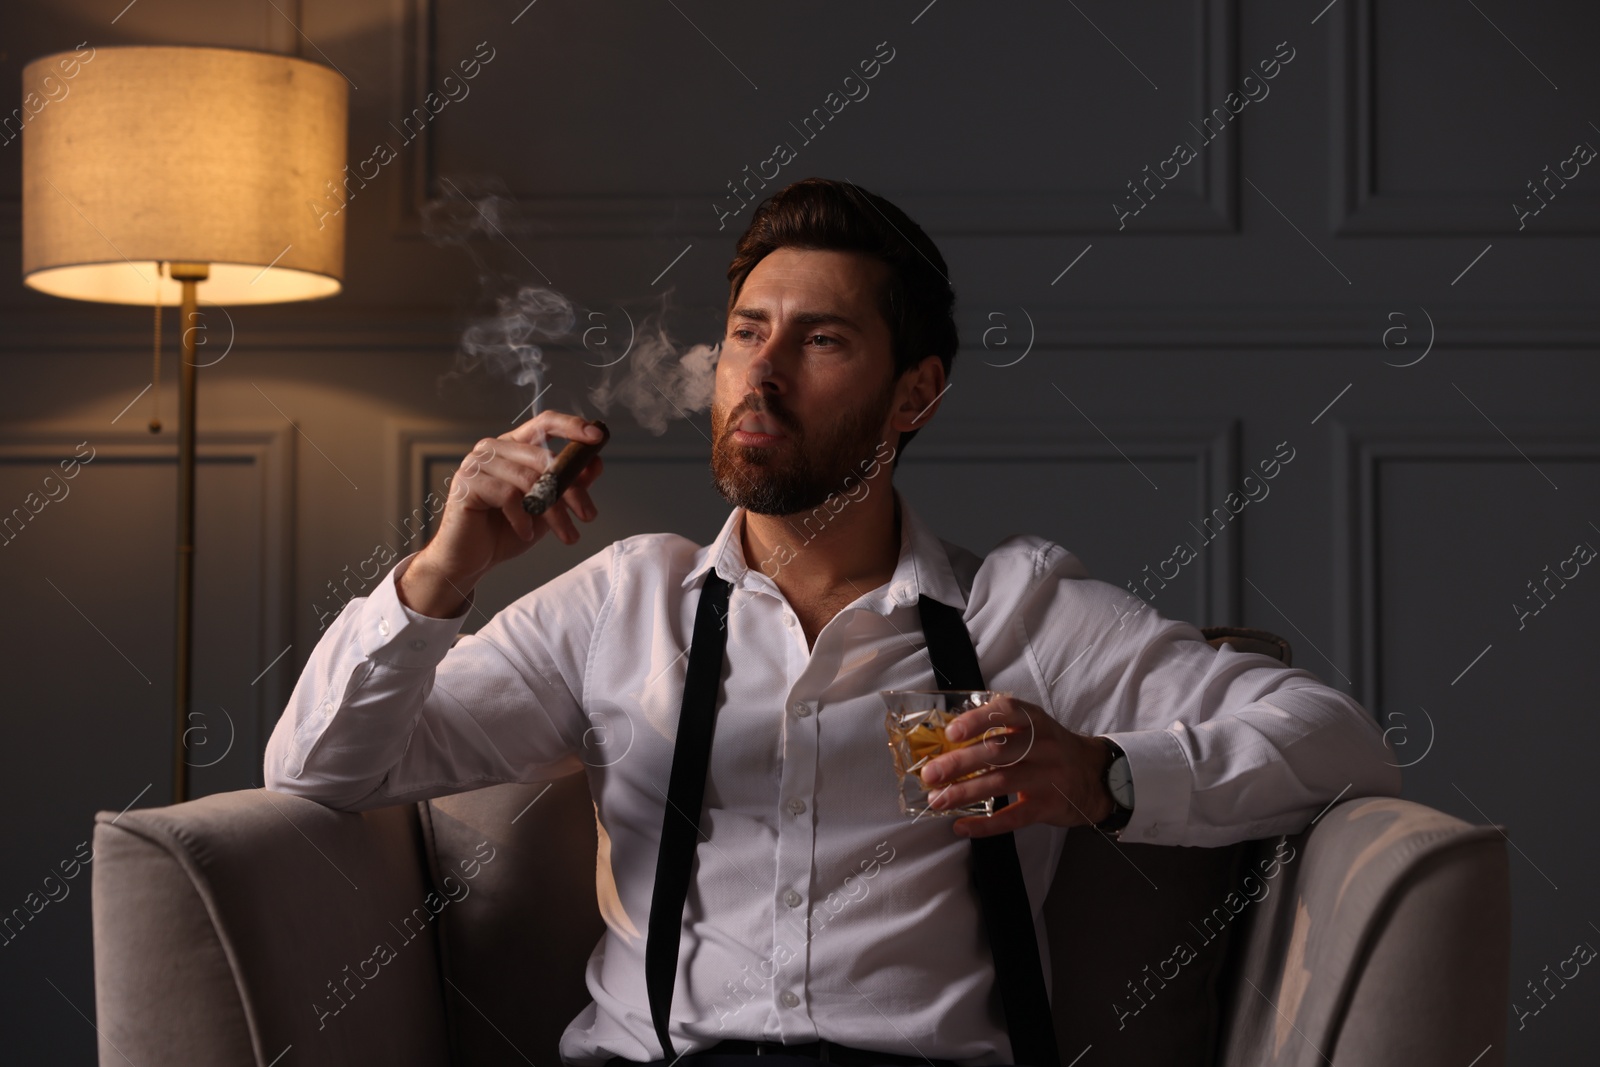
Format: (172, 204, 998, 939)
(807, 333, 838, 347)
(732, 328, 758, 342)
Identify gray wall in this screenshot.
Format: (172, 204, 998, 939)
(3, 0, 1596, 1062)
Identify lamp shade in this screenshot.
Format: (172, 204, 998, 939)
(21, 45, 347, 306)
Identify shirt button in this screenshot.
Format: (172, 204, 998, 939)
(1145, 824, 1159, 839)
(791, 701, 811, 718)
(782, 889, 802, 908)
(780, 991, 800, 1008)
(379, 617, 391, 637)
(410, 638, 427, 650)
(323, 700, 334, 714)
(784, 613, 797, 628)
(786, 797, 807, 815)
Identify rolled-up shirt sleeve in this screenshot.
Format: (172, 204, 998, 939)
(263, 546, 611, 811)
(1020, 541, 1402, 846)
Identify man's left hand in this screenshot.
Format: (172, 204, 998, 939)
(917, 694, 1115, 837)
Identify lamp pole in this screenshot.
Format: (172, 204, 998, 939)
(170, 261, 208, 804)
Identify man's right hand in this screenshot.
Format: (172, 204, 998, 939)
(398, 411, 606, 618)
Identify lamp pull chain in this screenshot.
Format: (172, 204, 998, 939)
(149, 262, 164, 433)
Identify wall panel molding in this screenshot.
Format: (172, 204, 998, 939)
(1330, 419, 1600, 715)
(393, 0, 1241, 238)
(908, 417, 1240, 626)
(1330, 0, 1600, 235)
(0, 423, 295, 792)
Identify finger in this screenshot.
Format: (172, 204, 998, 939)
(458, 457, 545, 540)
(458, 438, 501, 483)
(927, 766, 1016, 811)
(923, 782, 962, 814)
(980, 716, 1037, 770)
(544, 498, 582, 544)
(956, 703, 1039, 770)
(568, 454, 605, 514)
(462, 469, 536, 540)
(921, 746, 990, 786)
(460, 441, 528, 505)
(561, 456, 604, 521)
(946, 697, 1022, 741)
(500, 495, 539, 542)
(506, 411, 604, 448)
(566, 483, 598, 521)
(474, 452, 547, 497)
(954, 797, 1034, 837)
(450, 454, 526, 515)
(922, 726, 1025, 783)
(573, 453, 604, 486)
(476, 434, 562, 473)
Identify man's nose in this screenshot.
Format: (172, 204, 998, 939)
(745, 354, 775, 394)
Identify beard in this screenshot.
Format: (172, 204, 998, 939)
(710, 376, 895, 516)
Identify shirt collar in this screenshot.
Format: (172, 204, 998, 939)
(680, 486, 968, 613)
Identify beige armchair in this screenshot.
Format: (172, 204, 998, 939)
(90, 629, 1511, 1066)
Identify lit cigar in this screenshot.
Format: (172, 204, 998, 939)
(522, 419, 609, 516)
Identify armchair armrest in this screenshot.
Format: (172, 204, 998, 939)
(91, 788, 452, 1067)
(1219, 797, 1511, 1067)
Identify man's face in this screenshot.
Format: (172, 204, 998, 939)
(710, 247, 899, 516)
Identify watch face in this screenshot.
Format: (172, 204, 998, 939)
(1107, 756, 1134, 809)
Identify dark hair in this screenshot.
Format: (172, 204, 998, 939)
(725, 177, 957, 461)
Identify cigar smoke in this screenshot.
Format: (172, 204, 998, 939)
(458, 286, 575, 419)
(427, 179, 570, 421)
(431, 180, 722, 436)
(587, 304, 719, 435)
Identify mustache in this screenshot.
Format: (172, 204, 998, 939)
(729, 393, 797, 435)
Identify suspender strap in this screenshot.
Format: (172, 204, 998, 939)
(917, 594, 1061, 1067)
(644, 572, 732, 1061)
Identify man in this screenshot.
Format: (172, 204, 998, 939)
(264, 178, 1400, 1067)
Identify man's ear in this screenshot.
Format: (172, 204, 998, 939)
(889, 355, 947, 434)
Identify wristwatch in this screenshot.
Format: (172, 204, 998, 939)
(1093, 736, 1135, 834)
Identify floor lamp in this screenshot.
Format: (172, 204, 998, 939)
(20, 45, 348, 803)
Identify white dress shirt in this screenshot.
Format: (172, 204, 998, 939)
(264, 487, 1400, 1066)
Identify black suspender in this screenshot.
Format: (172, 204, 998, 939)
(644, 571, 732, 1061)
(644, 571, 1061, 1067)
(916, 592, 1060, 1067)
